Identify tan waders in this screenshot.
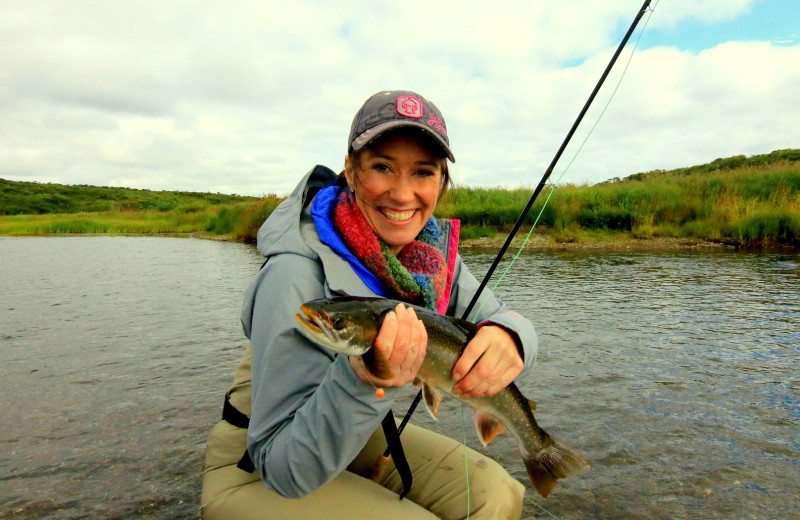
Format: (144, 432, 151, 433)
(200, 348, 525, 520)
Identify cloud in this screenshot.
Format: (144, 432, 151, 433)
(0, 1, 796, 195)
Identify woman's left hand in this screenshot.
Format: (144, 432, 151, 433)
(450, 325, 523, 399)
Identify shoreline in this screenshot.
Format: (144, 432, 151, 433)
(458, 235, 734, 252)
(183, 232, 737, 252)
(3, 231, 796, 253)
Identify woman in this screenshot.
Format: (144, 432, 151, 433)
(201, 90, 538, 520)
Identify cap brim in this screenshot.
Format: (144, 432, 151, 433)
(351, 121, 455, 163)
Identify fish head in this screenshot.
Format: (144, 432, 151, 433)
(295, 297, 388, 356)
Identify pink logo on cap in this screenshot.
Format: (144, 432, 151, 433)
(427, 113, 447, 136)
(397, 95, 423, 118)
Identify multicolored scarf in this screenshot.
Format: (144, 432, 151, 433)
(333, 189, 446, 311)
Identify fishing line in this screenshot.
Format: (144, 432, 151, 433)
(460, 402, 471, 519)
(452, 2, 657, 516)
(457, 3, 658, 516)
(474, 0, 660, 312)
(460, 0, 653, 322)
(531, 499, 561, 519)
(393, 1, 657, 510)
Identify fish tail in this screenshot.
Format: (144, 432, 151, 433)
(524, 439, 590, 498)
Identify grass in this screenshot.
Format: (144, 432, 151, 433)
(2, 149, 799, 249)
(0, 178, 256, 215)
(436, 150, 800, 249)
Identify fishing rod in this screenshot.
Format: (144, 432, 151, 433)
(462, 0, 652, 320)
(390, 0, 654, 448)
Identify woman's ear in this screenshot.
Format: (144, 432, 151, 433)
(344, 155, 354, 190)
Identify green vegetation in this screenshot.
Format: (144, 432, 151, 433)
(0, 178, 256, 215)
(436, 149, 800, 248)
(0, 179, 281, 241)
(2, 149, 798, 249)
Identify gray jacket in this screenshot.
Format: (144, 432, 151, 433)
(240, 165, 538, 498)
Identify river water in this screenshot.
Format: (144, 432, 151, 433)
(0, 236, 797, 519)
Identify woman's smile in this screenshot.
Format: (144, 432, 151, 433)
(345, 134, 443, 255)
(380, 207, 416, 222)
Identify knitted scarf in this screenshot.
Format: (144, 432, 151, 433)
(333, 189, 446, 311)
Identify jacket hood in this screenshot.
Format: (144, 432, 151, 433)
(256, 165, 338, 259)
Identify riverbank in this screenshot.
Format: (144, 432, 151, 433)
(3, 230, 779, 253)
(458, 233, 731, 252)
(3, 149, 798, 249)
(197, 230, 743, 252)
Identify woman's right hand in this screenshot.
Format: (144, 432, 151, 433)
(349, 302, 427, 388)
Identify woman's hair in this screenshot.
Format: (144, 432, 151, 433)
(340, 128, 453, 200)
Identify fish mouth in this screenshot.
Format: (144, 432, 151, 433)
(296, 305, 323, 333)
(295, 305, 331, 342)
(294, 304, 368, 356)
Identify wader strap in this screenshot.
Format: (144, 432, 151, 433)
(221, 391, 256, 473)
(222, 391, 250, 428)
(381, 410, 413, 500)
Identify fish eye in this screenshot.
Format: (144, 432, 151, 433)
(332, 317, 345, 329)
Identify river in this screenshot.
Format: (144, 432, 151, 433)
(0, 236, 797, 519)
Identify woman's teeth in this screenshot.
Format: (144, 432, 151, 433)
(382, 209, 415, 221)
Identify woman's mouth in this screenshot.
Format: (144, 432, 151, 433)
(381, 208, 416, 221)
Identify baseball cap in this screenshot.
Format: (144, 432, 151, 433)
(348, 90, 455, 162)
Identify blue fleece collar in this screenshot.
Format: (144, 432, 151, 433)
(310, 185, 387, 297)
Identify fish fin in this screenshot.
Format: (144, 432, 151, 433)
(474, 412, 506, 447)
(422, 382, 442, 420)
(524, 438, 590, 498)
(362, 338, 394, 380)
(528, 399, 537, 411)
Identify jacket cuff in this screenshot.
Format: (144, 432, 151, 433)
(477, 321, 525, 363)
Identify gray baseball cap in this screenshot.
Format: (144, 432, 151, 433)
(348, 90, 455, 162)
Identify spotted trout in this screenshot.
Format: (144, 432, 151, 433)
(294, 296, 589, 497)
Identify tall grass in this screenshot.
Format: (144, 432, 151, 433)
(0, 178, 256, 215)
(437, 157, 799, 248)
(1, 196, 284, 240)
(205, 196, 283, 242)
(2, 150, 798, 248)
(0, 210, 213, 235)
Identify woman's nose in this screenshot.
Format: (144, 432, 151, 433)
(389, 175, 414, 204)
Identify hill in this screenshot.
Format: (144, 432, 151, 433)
(0, 178, 257, 215)
(611, 148, 800, 183)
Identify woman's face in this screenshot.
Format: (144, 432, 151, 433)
(345, 134, 444, 255)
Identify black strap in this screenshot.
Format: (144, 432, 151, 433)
(383, 392, 422, 457)
(222, 391, 250, 428)
(381, 411, 413, 500)
(221, 392, 256, 472)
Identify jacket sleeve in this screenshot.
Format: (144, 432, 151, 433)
(242, 253, 396, 498)
(446, 254, 538, 370)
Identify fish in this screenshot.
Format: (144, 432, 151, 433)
(294, 296, 589, 498)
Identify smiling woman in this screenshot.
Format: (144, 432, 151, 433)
(199, 90, 539, 520)
(345, 132, 448, 254)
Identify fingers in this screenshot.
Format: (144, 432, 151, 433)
(452, 326, 523, 399)
(389, 304, 427, 382)
(357, 303, 427, 388)
(374, 309, 398, 360)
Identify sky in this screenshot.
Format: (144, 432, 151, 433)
(1, 0, 798, 196)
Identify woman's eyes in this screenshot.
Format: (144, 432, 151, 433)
(368, 163, 437, 177)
